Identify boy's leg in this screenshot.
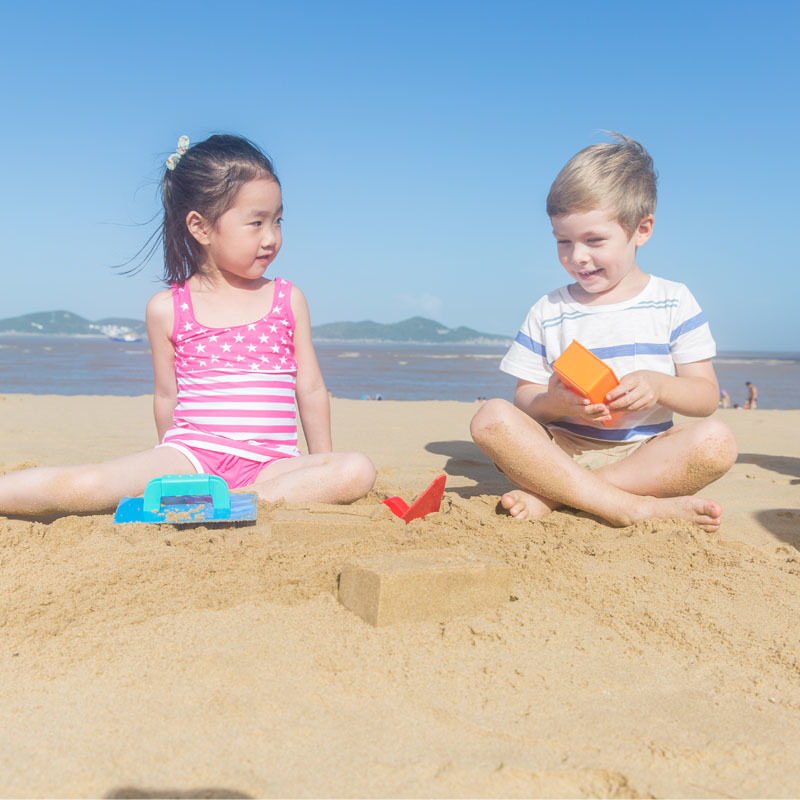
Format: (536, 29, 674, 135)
(593, 418, 737, 498)
(0, 447, 196, 516)
(470, 399, 729, 530)
(247, 452, 376, 504)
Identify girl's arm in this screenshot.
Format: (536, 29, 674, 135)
(145, 290, 178, 442)
(291, 285, 333, 453)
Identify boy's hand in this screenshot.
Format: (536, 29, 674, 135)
(548, 373, 613, 425)
(606, 370, 665, 412)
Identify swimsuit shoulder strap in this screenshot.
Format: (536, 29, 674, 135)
(170, 283, 198, 341)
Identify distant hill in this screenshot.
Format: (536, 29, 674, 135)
(0, 311, 146, 339)
(0, 311, 508, 345)
(311, 316, 509, 344)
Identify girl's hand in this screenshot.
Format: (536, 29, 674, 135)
(606, 370, 665, 412)
(548, 373, 613, 425)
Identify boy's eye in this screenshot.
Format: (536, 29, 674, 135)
(275, 217, 283, 225)
(251, 220, 262, 227)
(556, 239, 570, 245)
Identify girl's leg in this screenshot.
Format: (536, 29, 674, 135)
(247, 452, 376, 504)
(470, 399, 732, 531)
(0, 447, 196, 516)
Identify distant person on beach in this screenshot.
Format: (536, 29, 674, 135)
(471, 134, 737, 531)
(744, 381, 758, 409)
(720, 389, 731, 408)
(0, 134, 375, 516)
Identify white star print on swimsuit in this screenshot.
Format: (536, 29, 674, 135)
(161, 278, 301, 462)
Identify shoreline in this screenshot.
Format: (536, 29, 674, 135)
(3, 332, 799, 357)
(0, 391, 798, 411)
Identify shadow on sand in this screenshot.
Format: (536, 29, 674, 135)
(737, 452, 800, 484)
(754, 508, 800, 550)
(425, 439, 508, 498)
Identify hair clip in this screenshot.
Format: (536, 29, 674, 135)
(165, 135, 190, 171)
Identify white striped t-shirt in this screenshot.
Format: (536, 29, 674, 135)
(499, 275, 716, 441)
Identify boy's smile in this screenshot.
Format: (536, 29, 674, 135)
(552, 208, 654, 305)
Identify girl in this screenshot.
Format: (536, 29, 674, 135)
(0, 134, 376, 515)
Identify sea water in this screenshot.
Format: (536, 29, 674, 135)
(1, 335, 798, 409)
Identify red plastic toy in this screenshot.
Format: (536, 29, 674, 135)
(382, 474, 447, 523)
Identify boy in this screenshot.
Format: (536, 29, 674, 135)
(470, 134, 737, 531)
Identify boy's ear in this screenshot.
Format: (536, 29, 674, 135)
(634, 214, 655, 246)
(185, 210, 212, 245)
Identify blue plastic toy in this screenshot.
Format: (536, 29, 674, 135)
(114, 474, 258, 525)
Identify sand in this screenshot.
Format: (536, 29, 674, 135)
(1, 394, 799, 798)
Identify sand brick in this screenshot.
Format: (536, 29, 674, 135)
(338, 549, 512, 626)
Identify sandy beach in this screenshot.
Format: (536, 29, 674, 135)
(1, 394, 799, 798)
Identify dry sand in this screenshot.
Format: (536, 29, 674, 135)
(1, 394, 799, 798)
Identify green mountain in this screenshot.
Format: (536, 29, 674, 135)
(0, 311, 508, 345)
(311, 316, 509, 343)
(0, 311, 146, 338)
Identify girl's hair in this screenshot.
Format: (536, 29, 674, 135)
(546, 133, 657, 238)
(160, 134, 280, 283)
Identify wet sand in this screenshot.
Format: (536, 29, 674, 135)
(1, 394, 799, 798)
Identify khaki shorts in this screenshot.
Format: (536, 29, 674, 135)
(547, 426, 655, 470)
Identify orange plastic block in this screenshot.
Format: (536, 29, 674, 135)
(553, 340, 620, 427)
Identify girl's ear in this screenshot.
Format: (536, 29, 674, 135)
(186, 210, 211, 245)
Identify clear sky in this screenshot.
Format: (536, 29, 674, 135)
(1, 0, 797, 351)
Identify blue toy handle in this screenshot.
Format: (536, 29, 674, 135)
(142, 474, 231, 513)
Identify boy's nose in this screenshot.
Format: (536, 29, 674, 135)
(571, 244, 590, 265)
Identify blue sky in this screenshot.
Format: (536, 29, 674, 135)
(1, 0, 797, 351)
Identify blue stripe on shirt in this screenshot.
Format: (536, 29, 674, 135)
(670, 311, 707, 342)
(629, 299, 679, 310)
(542, 299, 680, 329)
(542, 310, 591, 328)
(552, 420, 674, 441)
(515, 331, 547, 357)
(589, 343, 672, 360)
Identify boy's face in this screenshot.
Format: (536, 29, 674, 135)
(551, 208, 654, 303)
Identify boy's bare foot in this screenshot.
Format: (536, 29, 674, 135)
(634, 495, 722, 532)
(500, 489, 557, 520)
(500, 489, 722, 532)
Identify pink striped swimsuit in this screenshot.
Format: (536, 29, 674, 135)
(159, 278, 301, 487)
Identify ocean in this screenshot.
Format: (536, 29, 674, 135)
(1, 335, 799, 409)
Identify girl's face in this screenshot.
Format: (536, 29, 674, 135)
(199, 177, 283, 283)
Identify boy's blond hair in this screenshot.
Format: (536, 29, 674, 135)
(546, 133, 658, 237)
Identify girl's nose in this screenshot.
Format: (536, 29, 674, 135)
(261, 227, 277, 249)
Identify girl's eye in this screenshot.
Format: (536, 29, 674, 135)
(251, 220, 262, 227)
(276, 217, 283, 225)
(556, 240, 569, 245)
